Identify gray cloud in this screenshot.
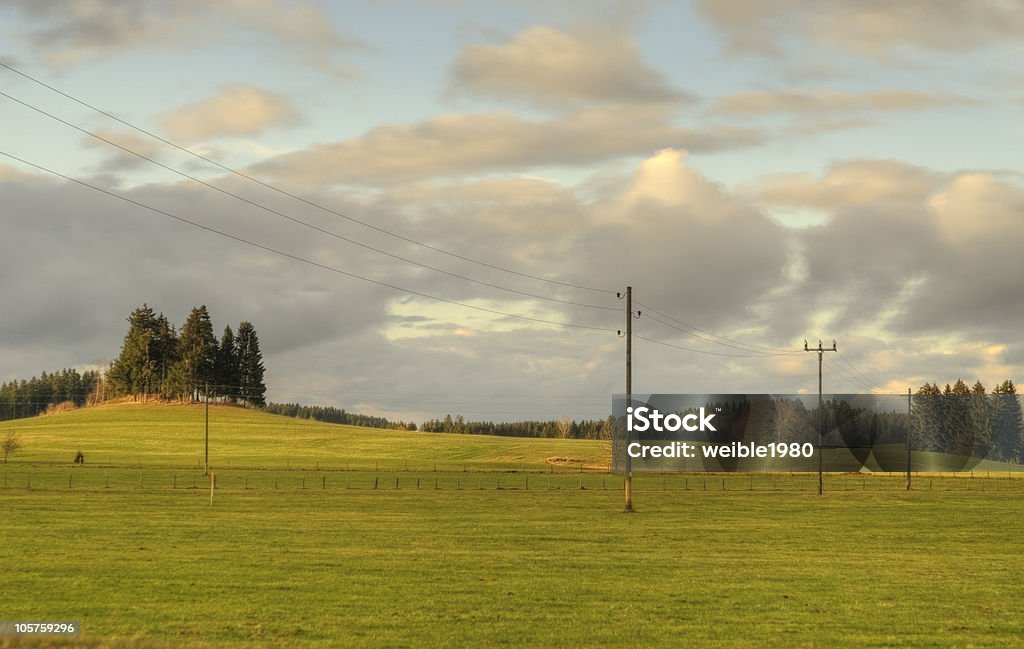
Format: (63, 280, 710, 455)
(4, 150, 1024, 420)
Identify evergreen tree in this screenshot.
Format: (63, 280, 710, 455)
(108, 304, 160, 399)
(970, 380, 993, 458)
(174, 305, 218, 401)
(912, 383, 943, 452)
(153, 313, 179, 399)
(236, 321, 266, 407)
(946, 379, 974, 456)
(991, 380, 1023, 463)
(216, 325, 240, 402)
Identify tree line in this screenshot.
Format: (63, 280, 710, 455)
(913, 379, 1023, 463)
(0, 368, 102, 421)
(265, 403, 416, 431)
(106, 304, 266, 406)
(420, 414, 613, 439)
(263, 407, 613, 439)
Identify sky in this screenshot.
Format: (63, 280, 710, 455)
(1, 0, 1023, 423)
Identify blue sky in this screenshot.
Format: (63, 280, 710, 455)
(2, 1, 1023, 421)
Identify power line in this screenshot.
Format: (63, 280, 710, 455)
(635, 300, 796, 353)
(0, 88, 618, 314)
(0, 149, 617, 334)
(835, 350, 888, 393)
(824, 356, 883, 394)
(641, 311, 800, 356)
(634, 333, 800, 358)
(0, 60, 615, 295)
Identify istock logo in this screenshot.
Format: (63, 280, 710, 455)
(626, 406, 717, 433)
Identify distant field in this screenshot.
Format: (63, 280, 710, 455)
(3, 405, 1024, 648)
(2, 403, 608, 470)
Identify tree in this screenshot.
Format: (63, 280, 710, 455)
(108, 304, 160, 399)
(991, 380, 1023, 463)
(970, 380, 993, 458)
(153, 313, 179, 399)
(2, 430, 21, 463)
(175, 306, 218, 401)
(556, 416, 572, 439)
(216, 325, 240, 402)
(912, 383, 943, 452)
(236, 321, 266, 407)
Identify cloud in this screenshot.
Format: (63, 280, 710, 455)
(250, 105, 762, 186)
(747, 161, 1024, 349)
(696, 0, 1024, 59)
(746, 159, 948, 210)
(451, 25, 687, 106)
(159, 85, 301, 142)
(5, 0, 360, 71)
(714, 89, 972, 116)
(4, 147, 1024, 419)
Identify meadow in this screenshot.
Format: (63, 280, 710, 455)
(3, 404, 1024, 648)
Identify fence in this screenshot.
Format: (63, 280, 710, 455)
(2, 465, 1023, 494)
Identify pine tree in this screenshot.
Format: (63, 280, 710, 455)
(216, 325, 240, 402)
(153, 313, 179, 399)
(970, 380, 993, 458)
(236, 321, 266, 407)
(174, 306, 218, 401)
(912, 383, 943, 452)
(992, 380, 1023, 463)
(108, 304, 160, 399)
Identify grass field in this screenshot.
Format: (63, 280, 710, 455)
(3, 404, 1024, 648)
(3, 402, 608, 470)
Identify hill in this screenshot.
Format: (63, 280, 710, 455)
(3, 402, 608, 470)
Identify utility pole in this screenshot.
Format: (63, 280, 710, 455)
(804, 339, 836, 496)
(204, 382, 210, 476)
(906, 387, 912, 491)
(618, 286, 640, 512)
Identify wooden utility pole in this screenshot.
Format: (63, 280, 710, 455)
(625, 286, 633, 512)
(805, 339, 836, 496)
(204, 383, 210, 476)
(906, 387, 912, 490)
(618, 286, 640, 512)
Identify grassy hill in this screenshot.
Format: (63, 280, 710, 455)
(2, 402, 609, 470)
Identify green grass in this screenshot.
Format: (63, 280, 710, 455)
(3, 402, 607, 470)
(3, 405, 1024, 648)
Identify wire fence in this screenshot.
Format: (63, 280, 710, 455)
(2, 467, 1022, 493)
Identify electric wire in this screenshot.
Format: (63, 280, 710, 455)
(641, 311, 801, 357)
(835, 350, 889, 393)
(635, 300, 796, 353)
(0, 89, 618, 313)
(633, 334, 801, 358)
(824, 356, 883, 394)
(0, 150, 617, 334)
(0, 60, 614, 294)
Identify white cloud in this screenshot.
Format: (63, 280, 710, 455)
(696, 0, 1024, 59)
(250, 105, 762, 186)
(714, 89, 972, 116)
(451, 25, 686, 106)
(746, 159, 947, 210)
(159, 85, 301, 142)
(5, 0, 360, 71)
